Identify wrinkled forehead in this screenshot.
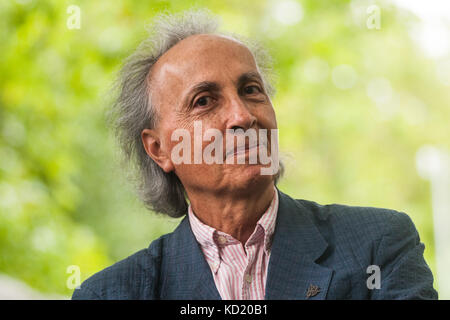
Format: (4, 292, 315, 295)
(149, 34, 259, 96)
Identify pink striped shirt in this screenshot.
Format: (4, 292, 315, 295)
(188, 189, 279, 300)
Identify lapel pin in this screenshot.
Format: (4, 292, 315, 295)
(306, 284, 320, 298)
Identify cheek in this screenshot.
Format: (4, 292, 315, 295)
(256, 105, 277, 129)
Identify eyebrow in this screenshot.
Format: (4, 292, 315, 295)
(236, 71, 264, 89)
(182, 81, 221, 110)
(181, 71, 265, 110)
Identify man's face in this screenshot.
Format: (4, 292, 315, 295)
(144, 34, 278, 196)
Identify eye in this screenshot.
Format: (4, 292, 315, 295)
(243, 85, 262, 95)
(194, 96, 214, 108)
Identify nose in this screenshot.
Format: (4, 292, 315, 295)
(225, 94, 257, 131)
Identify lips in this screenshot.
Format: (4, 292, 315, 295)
(225, 141, 268, 160)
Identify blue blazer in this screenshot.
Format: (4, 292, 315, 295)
(72, 189, 438, 299)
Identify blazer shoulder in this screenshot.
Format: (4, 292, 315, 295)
(295, 198, 416, 242)
(72, 233, 171, 300)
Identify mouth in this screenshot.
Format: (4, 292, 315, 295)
(225, 142, 267, 160)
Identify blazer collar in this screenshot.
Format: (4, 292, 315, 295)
(162, 188, 332, 300)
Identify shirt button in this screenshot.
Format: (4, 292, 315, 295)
(217, 236, 227, 245)
(244, 273, 252, 284)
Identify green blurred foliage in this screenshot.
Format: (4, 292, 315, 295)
(0, 0, 448, 296)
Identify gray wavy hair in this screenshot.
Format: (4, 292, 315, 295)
(109, 9, 283, 218)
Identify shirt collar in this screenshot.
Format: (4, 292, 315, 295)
(188, 187, 279, 255)
(253, 188, 278, 254)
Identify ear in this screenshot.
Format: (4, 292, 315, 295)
(141, 128, 174, 173)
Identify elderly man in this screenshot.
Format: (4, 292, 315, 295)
(72, 10, 437, 300)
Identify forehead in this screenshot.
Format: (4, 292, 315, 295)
(149, 34, 259, 96)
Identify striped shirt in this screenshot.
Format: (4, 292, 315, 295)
(188, 189, 279, 300)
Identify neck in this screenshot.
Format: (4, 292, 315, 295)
(187, 182, 276, 244)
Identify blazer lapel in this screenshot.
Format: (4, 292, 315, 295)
(265, 189, 333, 300)
(161, 217, 221, 300)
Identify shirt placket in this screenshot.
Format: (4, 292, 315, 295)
(241, 243, 257, 299)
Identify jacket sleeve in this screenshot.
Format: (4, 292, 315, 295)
(371, 211, 438, 299)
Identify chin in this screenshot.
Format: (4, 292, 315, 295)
(229, 164, 274, 190)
